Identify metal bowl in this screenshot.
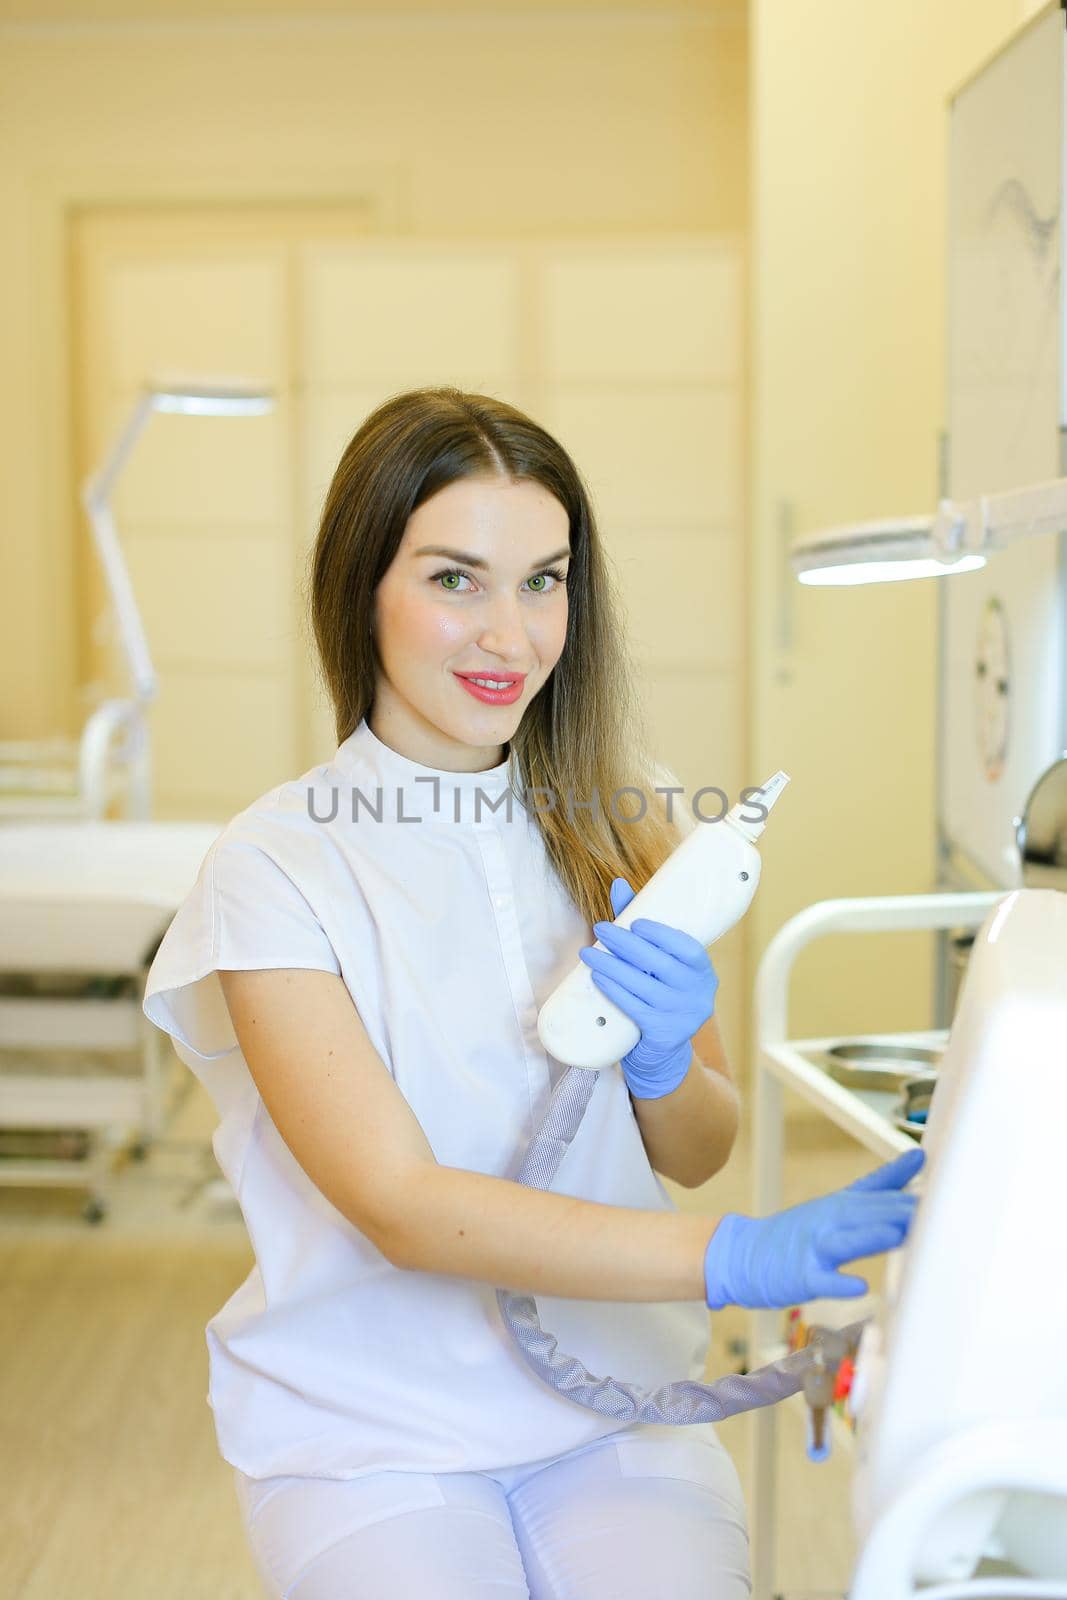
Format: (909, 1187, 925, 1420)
(820, 1041, 943, 1093)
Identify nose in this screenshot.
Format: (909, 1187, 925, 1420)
(476, 591, 533, 664)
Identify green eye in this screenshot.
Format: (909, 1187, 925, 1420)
(430, 565, 567, 593)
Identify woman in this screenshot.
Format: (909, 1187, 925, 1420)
(144, 387, 920, 1599)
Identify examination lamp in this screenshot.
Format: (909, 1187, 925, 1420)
(80, 381, 276, 706)
(790, 476, 1067, 585)
(73, 380, 275, 818)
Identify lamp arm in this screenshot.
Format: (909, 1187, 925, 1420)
(82, 500, 157, 704)
(81, 387, 155, 510)
(930, 476, 1067, 564)
(981, 476, 1067, 549)
(79, 386, 159, 703)
(78, 699, 148, 820)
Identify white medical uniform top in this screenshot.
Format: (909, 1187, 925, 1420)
(143, 716, 712, 1481)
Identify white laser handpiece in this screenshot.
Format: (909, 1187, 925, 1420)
(536, 771, 790, 1070)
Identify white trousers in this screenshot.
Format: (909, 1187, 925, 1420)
(232, 1422, 751, 1599)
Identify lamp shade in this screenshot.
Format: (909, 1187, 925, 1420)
(150, 383, 274, 417)
(790, 515, 987, 587)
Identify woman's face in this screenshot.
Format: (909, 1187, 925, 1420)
(370, 473, 571, 771)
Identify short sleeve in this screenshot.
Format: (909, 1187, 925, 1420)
(143, 833, 341, 1067)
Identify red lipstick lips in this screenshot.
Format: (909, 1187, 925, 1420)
(454, 672, 526, 705)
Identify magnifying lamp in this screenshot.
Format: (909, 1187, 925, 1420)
(81, 381, 276, 710)
(0, 381, 276, 822)
(69, 379, 277, 819)
(790, 476, 1067, 585)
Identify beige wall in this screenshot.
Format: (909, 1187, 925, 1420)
(0, 1, 746, 737)
(749, 0, 1040, 1050)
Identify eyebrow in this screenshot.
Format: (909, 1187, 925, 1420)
(414, 545, 571, 571)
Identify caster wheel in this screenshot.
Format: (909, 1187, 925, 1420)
(83, 1198, 107, 1225)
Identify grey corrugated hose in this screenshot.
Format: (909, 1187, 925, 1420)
(495, 1064, 867, 1422)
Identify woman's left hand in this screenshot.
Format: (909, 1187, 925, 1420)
(578, 876, 719, 1100)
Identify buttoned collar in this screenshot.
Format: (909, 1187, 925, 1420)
(331, 716, 521, 827)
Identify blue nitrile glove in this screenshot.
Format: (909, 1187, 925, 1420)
(577, 876, 719, 1100)
(703, 1147, 926, 1309)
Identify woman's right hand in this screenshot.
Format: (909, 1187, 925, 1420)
(703, 1147, 925, 1310)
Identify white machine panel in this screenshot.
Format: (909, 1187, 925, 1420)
(940, 2, 1067, 890)
(851, 888, 1067, 1583)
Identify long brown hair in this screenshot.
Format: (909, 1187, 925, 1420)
(307, 386, 684, 927)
